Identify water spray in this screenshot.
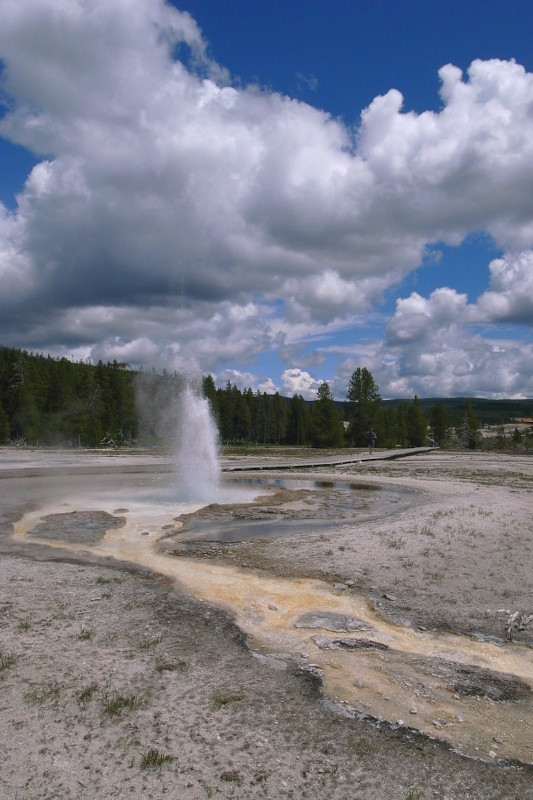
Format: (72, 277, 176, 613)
(176, 383, 221, 502)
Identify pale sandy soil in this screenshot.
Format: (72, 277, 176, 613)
(0, 448, 532, 799)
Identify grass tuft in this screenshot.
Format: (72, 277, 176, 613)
(101, 690, 138, 715)
(212, 691, 243, 709)
(387, 537, 405, 549)
(156, 659, 188, 673)
(0, 651, 18, 671)
(140, 748, 173, 769)
(139, 635, 162, 650)
(96, 576, 122, 585)
(76, 681, 99, 707)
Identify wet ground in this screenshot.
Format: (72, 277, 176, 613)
(168, 478, 419, 543)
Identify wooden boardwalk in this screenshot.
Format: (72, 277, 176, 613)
(221, 446, 435, 472)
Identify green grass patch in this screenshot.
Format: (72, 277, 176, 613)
(139, 635, 162, 650)
(212, 691, 243, 709)
(140, 748, 173, 769)
(96, 576, 122, 585)
(387, 537, 405, 549)
(76, 681, 99, 707)
(0, 651, 18, 671)
(101, 690, 139, 716)
(156, 659, 188, 673)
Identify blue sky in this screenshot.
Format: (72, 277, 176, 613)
(1, 0, 533, 399)
(181, 0, 533, 116)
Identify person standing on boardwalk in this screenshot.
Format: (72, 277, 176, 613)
(367, 428, 377, 454)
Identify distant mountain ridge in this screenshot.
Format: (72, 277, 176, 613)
(380, 397, 533, 425)
(323, 396, 532, 425)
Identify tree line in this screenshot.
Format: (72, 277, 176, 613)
(0, 346, 527, 450)
(0, 346, 137, 447)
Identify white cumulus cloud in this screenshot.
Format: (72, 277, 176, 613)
(0, 0, 532, 396)
(281, 368, 321, 398)
(475, 251, 533, 323)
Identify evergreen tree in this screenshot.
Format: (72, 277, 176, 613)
(429, 401, 448, 445)
(380, 405, 397, 448)
(231, 385, 251, 442)
(252, 390, 266, 443)
(218, 381, 235, 442)
(81, 368, 105, 446)
(10, 364, 42, 443)
(259, 391, 274, 443)
(271, 392, 288, 444)
(243, 387, 256, 440)
(0, 401, 10, 443)
(457, 400, 481, 450)
(309, 382, 344, 448)
(346, 367, 381, 446)
(406, 395, 428, 447)
(95, 360, 115, 439)
(107, 360, 136, 443)
(286, 394, 309, 445)
(202, 374, 217, 410)
(395, 403, 408, 447)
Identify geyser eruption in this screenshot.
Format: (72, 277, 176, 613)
(176, 384, 221, 501)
